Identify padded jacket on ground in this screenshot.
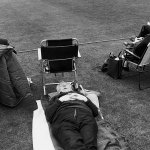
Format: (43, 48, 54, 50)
(0, 48, 37, 110)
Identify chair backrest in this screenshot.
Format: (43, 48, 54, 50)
(45, 38, 73, 46)
(40, 38, 79, 60)
(139, 44, 150, 66)
(40, 38, 79, 73)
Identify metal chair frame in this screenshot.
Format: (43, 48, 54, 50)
(38, 38, 80, 95)
(124, 43, 150, 90)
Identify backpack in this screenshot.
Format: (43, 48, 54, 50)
(97, 120, 131, 150)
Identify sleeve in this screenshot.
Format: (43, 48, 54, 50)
(85, 99, 99, 117)
(45, 95, 62, 123)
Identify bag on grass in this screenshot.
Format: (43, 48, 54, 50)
(107, 51, 123, 79)
(97, 120, 131, 150)
(101, 60, 109, 72)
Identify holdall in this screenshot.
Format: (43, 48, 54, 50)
(107, 51, 123, 79)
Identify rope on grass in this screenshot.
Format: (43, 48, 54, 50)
(17, 37, 129, 53)
(79, 37, 129, 46)
(18, 48, 38, 53)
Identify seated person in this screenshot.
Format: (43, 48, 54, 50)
(123, 34, 150, 70)
(124, 21, 150, 48)
(129, 34, 150, 58)
(137, 21, 150, 38)
(45, 81, 99, 150)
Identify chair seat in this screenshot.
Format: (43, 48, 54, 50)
(47, 59, 75, 73)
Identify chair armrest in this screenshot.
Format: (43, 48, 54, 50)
(78, 51, 81, 57)
(38, 48, 42, 60)
(124, 49, 141, 59)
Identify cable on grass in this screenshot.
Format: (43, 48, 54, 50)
(17, 37, 129, 53)
(79, 37, 129, 46)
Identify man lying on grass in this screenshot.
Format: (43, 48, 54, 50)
(45, 81, 100, 150)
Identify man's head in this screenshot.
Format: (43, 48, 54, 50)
(0, 39, 14, 49)
(56, 81, 73, 93)
(147, 21, 150, 26)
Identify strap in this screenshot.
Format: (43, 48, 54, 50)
(118, 50, 123, 58)
(104, 139, 121, 150)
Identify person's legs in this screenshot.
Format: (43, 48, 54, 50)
(137, 25, 150, 38)
(80, 121, 98, 150)
(52, 115, 87, 150)
(122, 34, 150, 68)
(78, 109, 98, 150)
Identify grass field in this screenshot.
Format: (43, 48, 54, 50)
(1, 0, 150, 149)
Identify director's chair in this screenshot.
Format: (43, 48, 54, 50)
(124, 43, 150, 90)
(38, 38, 81, 95)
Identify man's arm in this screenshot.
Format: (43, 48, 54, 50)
(77, 85, 99, 117)
(85, 99, 99, 117)
(45, 95, 62, 123)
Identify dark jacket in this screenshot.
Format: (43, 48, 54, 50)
(0, 47, 37, 110)
(45, 91, 99, 124)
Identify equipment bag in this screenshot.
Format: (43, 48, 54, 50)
(107, 51, 123, 79)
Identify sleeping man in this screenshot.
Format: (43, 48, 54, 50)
(45, 81, 99, 150)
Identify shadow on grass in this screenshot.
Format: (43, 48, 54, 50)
(121, 67, 150, 90)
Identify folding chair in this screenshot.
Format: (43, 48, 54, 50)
(38, 38, 81, 95)
(124, 43, 150, 90)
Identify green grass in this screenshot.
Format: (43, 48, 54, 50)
(1, 0, 150, 149)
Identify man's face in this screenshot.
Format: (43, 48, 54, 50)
(57, 82, 73, 93)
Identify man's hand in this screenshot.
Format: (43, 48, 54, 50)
(59, 93, 88, 102)
(78, 85, 87, 96)
(59, 95, 70, 102)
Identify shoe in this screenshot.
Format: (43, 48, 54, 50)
(129, 36, 136, 42)
(123, 42, 134, 50)
(123, 42, 128, 46)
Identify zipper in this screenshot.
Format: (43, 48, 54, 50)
(74, 108, 77, 119)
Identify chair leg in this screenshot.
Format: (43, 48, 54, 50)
(41, 61, 47, 95)
(42, 72, 47, 95)
(74, 70, 77, 82)
(138, 71, 142, 90)
(43, 85, 47, 95)
(138, 66, 145, 90)
(73, 61, 78, 82)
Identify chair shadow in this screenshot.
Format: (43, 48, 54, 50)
(121, 67, 150, 90)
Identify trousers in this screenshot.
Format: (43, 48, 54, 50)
(51, 107, 98, 150)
